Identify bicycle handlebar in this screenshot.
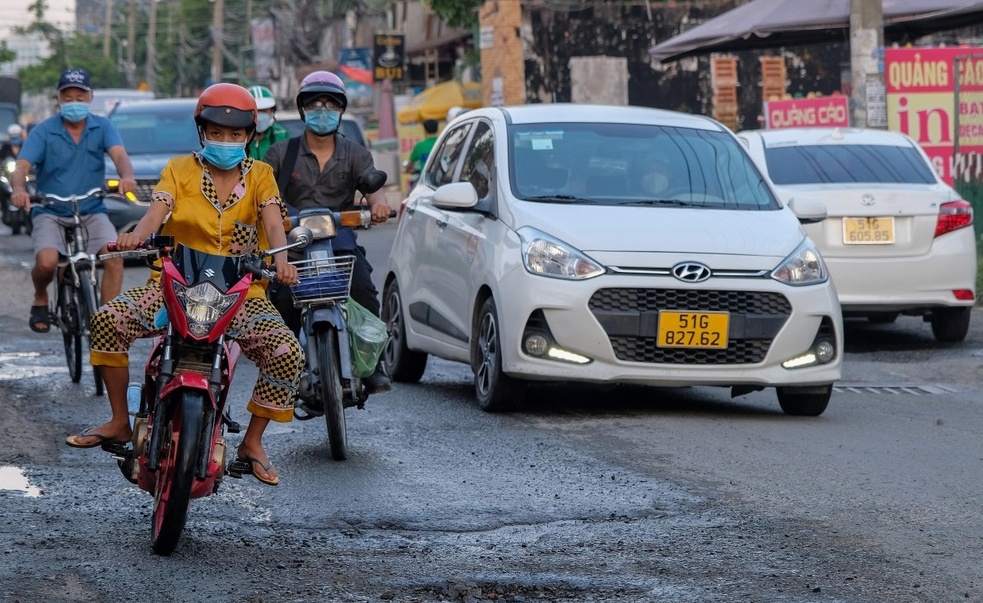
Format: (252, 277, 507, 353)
(33, 187, 104, 207)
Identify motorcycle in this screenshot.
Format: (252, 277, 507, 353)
(0, 157, 33, 235)
(100, 230, 310, 555)
(286, 168, 391, 461)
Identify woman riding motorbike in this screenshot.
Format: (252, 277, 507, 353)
(65, 83, 304, 486)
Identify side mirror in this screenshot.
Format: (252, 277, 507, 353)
(287, 226, 313, 249)
(787, 195, 827, 225)
(357, 169, 388, 195)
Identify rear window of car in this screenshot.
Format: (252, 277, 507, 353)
(509, 122, 778, 210)
(763, 143, 937, 185)
(109, 103, 200, 155)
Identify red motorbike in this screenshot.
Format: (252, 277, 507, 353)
(101, 231, 309, 555)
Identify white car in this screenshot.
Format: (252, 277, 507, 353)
(737, 127, 976, 342)
(383, 104, 843, 416)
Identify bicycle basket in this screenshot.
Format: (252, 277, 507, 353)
(289, 255, 356, 305)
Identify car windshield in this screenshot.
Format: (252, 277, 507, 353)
(509, 122, 777, 210)
(763, 143, 937, 185)
(109, 103, 200, 155)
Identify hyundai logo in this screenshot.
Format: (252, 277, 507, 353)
(671, 262, 712, 282)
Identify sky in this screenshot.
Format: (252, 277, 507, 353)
(0, 0, 77, 37)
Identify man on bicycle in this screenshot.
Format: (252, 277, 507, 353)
(10, 67, 137, 333)
(263, 70, 392, 395)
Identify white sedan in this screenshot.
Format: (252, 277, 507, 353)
(738, 127, 976, 342)
(383, 104, 842, 416)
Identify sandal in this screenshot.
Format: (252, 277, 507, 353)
(29, 305, 51, 333)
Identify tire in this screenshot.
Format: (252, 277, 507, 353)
(930, 307, 971, 343)
(472, 297, 525, 412)
(315, 325, 348, 461)
(151, 390, 204, 556)
(382, 279, 427, 383)
(57, 282, 83, 384)
(77, 271, 104, 396)
(776, 385, 831, 417)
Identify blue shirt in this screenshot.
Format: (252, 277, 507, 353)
(19, 113, 124, 217)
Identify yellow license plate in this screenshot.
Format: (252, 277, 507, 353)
(842, 216, 895, 244)
(657, 311, 729, 349)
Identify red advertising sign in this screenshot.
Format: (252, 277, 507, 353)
(885, 46, 983, 184)
(764, 96, 850, 129)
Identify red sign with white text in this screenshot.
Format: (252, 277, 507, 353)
(885, 46, 983, 184)
(764, 96, 850, 129)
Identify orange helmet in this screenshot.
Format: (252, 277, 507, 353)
(194, 83, 257, 131)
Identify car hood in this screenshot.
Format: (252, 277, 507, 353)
(105, 152, 190, 179)
(508, 202, 807, 265)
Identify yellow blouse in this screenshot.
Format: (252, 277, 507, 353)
(151, 154, 286, 299)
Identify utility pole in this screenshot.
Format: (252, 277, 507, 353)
(126, 0, 136, 87)
(102, 0, 112, 58)
(146, 0, 157, 91)
(849, 0, 885, 128)
(211, 0, 225, 85)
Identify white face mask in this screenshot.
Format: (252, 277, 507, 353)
(256, 113, 274, 134)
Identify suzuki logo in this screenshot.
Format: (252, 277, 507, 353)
(204, 268, 215, 277)
(860, 194, 876, 206)
(671, 262, 712, 283)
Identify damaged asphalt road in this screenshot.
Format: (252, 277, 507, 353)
(0, 227, 981, 603)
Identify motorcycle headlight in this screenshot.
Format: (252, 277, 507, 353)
(518, 227, 605, 280)
(771, 238, 828, 286)
(172, 281, 241, 337)
(5, 160, 14, 174)
(298, 214, 337, 239)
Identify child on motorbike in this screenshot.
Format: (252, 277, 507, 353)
(65, 83, 304, 487)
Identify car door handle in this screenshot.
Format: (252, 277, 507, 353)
(436, 216, 448, 229)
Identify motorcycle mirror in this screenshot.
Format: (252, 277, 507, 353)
(287, 226, 313, 249)
(356, 169, 388, 195)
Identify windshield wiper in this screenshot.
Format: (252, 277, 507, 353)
(524, 195, 594, 204)
(621, 199, 694, 207)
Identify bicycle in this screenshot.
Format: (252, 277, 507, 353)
(33, 186, 106, 396)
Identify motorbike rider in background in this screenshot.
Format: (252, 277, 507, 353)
(65, 83, 304, 487)
(0, 123, 23, 161)
(263, 70, 392, 396)
(246, 85, 290, 162)
(10, 68, 138, 334)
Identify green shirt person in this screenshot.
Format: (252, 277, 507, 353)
(247, 85, 291, 161)
(406, 119, 439, 174)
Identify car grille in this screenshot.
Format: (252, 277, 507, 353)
(588, 288, 792, 364)
(133, 180, 157, 204)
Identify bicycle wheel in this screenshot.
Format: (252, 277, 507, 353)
(151, 390, 204, 556)
(57, 282, 83, 383)
(77, 270, 104, 396)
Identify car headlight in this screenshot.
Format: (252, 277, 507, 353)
(518, 227, 605, 280)
(298, 214, 337, 239)
(172, 281, 241, 337)
(771, 238, 827, 286)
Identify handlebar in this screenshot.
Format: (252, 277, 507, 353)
(32, 186, 104, 208)
(98, 234, 174, 261)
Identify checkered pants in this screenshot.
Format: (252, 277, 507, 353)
(89, 282, 305, 423)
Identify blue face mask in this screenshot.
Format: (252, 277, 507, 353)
(10, 137, 21, 146)
(60, 102, 90, 123)
(256, 113, 274, 134)
(305, 109, 341, 136)
(201, 140, 246, 170)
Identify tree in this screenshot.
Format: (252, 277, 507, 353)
(426, 0, 484, 28)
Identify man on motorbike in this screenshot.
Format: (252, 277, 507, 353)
(10, 68, 138, 333)
(263, 70, 392, 395)
(65, 83, 305, 487)
(0, 123, 23, 161)
(246, 85, 290, 162)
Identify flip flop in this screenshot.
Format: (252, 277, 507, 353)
(65, 427, 129, 449)
(227, 456, 280, 486)
(29, 304, 51, 333)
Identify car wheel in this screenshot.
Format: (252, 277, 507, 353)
(930, 307, 971, 343)
(473, 297, 525, 412)
(776, 385, 831, 417)
(382, 279, 428, 382)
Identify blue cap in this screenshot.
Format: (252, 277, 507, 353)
(58, 68, 92, 92)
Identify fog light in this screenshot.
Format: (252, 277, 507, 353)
(523, 334, 549, 357)
(814, 340, 835, 364)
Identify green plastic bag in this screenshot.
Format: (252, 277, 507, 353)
(347, 297, 389, 378)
